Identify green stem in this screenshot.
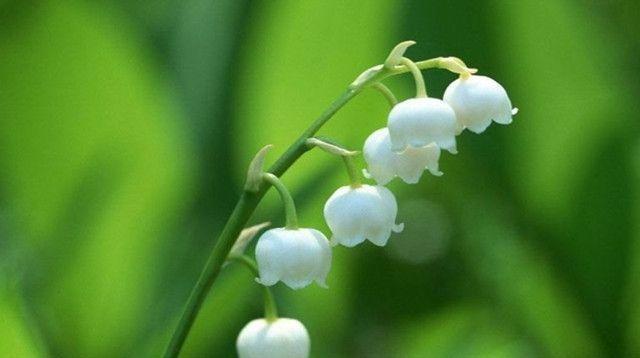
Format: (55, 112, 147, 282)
(229, 255, 279, 321)
(371, 82, 397, 107)
(263, 284, 278, 322)
(400, 57, 427, 97)
(261, 173, 298, 229)
(342, 156, 361, 188)
(163, 56, 454, 358)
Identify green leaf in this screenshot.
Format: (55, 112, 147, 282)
(394, 305, 531, 358)
(624, 142, 640, 356)
(0, 287, 45, 358)
(496, 0, 629, 224)
(457, 198, 602, 357)
(0, 2, 193, 355)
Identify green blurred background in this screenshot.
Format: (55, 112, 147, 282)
(1, 0, 639, 357)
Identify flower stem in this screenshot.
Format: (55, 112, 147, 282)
(400, 57, 427, 98)
(342, 156, 361, 188)
(229, 255, 278, 321)
(263, 285, 279, 322)
(261, 173, 298, 229)
(371, 82, 397, 107)
(163, 54, 457, 358)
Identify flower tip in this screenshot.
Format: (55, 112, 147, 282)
(254, 277, 271, 287)
(393, 223, 405, 233)
(404, 177, 420, 184)
(245, 144, 275, 192)
(511, 107, 519, 115)
(284, 281, 308, 290)
(384, 41, 417, 68)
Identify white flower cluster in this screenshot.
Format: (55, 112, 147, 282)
(365, 74, 516, 185)
(237, 67, 515, 357)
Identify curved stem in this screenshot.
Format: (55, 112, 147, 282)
(371, 82, 397, 107)
(261, 173, 298, 229)
(400, 57, 427, 98)
(163, 87, 360, 358)
(342, 156, 361, 188)
(164, 55, 455, 358)
(229, 255, 279, 321)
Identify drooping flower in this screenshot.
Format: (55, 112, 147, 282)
(363, 127, 442, 185)
(237, 318, 310, 358)
(324, 184, 403, 247)
(443, 75, 517, 134)
(255, 227, 332, 290)
(387, 97, 458, 154)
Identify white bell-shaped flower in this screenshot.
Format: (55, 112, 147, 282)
(363, 127, 442, 185)
(324, 185, 403, 247)
(443, 75, 517, 134)
(237, 318, 310, 358)
(255, 227, 332, 290)
(387, 97, 458, 154)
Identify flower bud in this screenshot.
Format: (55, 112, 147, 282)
(363, 127, 442, 185)
(443, 75, 516, 134)
(387, 98, 458, 154)
(237, 318, 310, 358)
(324, 185, 403, 247)
(255, 227, 332, 290)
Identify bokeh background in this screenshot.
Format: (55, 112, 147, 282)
(1, 0, 639, 357)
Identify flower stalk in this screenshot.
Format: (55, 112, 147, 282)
(400, 57, 427, 98)
(229, 254, 279, 321)
(163, 43, 479, 358)
(371, 82, 398, 107)
(342, 156, 361, 188)
(261, 173, 298, 229)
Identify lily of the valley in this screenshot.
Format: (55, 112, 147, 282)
(387, 97, 458, 154)
(443, 74, 517, 134)
(363, 127, 442, 185)
(324, 184, 403, 247)
(255, 227, 332, 290)
(237, 318, 310, 358)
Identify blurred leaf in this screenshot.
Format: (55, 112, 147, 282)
(495, 2, 636, 353)
(0, 287, 45, 357)
(171, 0, 249, 214)
(458, 197, 602, 357)
(394, 305, 533, 358)
(624, 141, 640, 356)
(496, 0, 629, 223)
(0, 1, 192, 356)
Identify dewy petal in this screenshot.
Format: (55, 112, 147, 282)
(368, 228, 393, 247)
(255, 227, 332, 290)
(443, 75, 515, 134)
(364, 128, 443, 185)
(387, 98, 458, 153)
(423, 143, 443, 176)
(363, 128, 397, 185)
(392, 222, 405, 233)
(255, 229, 284, 286)
(308, 228, 332, 288)
(324, 185, 401, 247)
(237, 318, 310, 358)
